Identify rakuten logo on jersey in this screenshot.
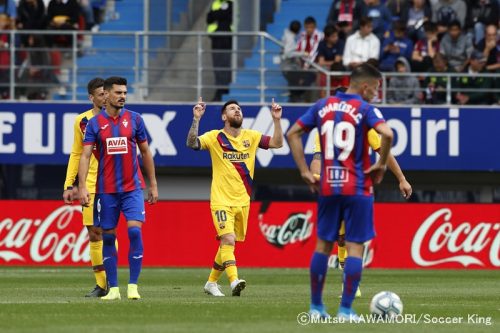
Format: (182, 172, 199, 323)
(0, 205, 89, 264)
(411, 208, 500, 267)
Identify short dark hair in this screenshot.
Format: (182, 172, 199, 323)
(423, 21, 437, 33)
(87, 77, 104, 95)
(350, 63, 382, 84)
(394, 20, 407, 33)
(448, 19, 461, 29)
(104, 76, 127, 90)
(304, 16, 316, 25)
(323, 24, 338, 38)
(289, 20, 301, 34)
(221, 100, 240, 114)
(359, 17, 372, 27)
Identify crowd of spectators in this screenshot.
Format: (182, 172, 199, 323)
(0, 0, 109, 99)
(281, 0, 499, 105)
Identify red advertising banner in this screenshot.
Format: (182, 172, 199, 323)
(0, 201, 499, 269)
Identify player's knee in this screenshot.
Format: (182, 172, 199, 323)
(337, 234, 346, 247)
(87, 226, 102, 242)
(315, 239, 333, 255)
(220, 234, 236, 246)
(128, 226, 142, 241)
(102, 232, 116, 246)
(345, 241, 364, 258)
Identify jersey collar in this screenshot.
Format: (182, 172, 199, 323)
(335, 91, 362, 101)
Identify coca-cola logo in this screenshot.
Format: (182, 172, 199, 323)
(259, 210, 314, 248)
(411, 208, 500, 267)
(0, 205, 90, 263)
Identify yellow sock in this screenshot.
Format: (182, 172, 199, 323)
(208, 247, 225, 282)
(338, 245, 347, 268)
(89, 240, 107, 289)
(220, 244, 238, 283)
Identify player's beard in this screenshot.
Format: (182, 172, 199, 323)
(228, 117, 242, 128)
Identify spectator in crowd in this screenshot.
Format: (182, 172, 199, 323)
(326, 0, 364, 39)
(439, 20, 473, 72)
(432, 0, 467, 35)
(387, 57, 421, 104)
(380, 20, 414, 71)
(293, 16, 323, 102)
(476, 24, 500, 72)
(0, 0, 16, 28)
(362, 0, 393, 40)
(386, 0, 410, 23)
(316, 25, 345, 98)
(17, 0, 46, 45)
(46, 0, 80, 47)
(455, 49, 495, 104)
(343, 17, 380, 69)
(412, 21, 440, 72)
(18, 34, 58, 100)
(281, 20, 303, 102)
(79, 0, 95, 30)
(206, 0, 233, 101)
(405, 0, 432, 42)
(465, 0, 498, 45)
(296, 16, 323, 67)
(0, 14, 11, 99)
(91, 0, 107, 25)
(424, 52, 454, 104)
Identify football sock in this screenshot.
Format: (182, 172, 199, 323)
(310, 252, 329, 306)
(338, 245, 347, 269)
(341, 256, 363, 309)
(102, 233, 118, 287)
(128, 227, 143, 284)
(220, 244, 238, 283)
(89, 240, 107, 289)
(208, 246, 225, 283)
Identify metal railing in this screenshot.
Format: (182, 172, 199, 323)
(0, 29, 498, 104)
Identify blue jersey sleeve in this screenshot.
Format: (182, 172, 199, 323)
(135, 114, 148, 143)
(365, 105, 386, 129)
(296, 100, 321, 132)
(83, 118, 97, 145)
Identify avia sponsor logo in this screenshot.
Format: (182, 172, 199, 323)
(0, 205, 90, 263)
(258, 210, 314, 248)
(106, 137, 128, 155)
(222, 152, 249, 161)
(411, 208, 500, 267)
(242, 106, 290, 167)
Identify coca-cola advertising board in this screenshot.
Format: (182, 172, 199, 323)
(0, 201, 499, 269)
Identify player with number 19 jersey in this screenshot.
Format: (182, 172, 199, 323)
(297, 91, 385, 197)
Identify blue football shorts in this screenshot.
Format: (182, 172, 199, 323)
(93, 189, 145, 230)
(317, 195, 375, 243)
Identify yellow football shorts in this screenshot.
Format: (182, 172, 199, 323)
(210, 205, 249, 242)
(339, 220, 346, 236)
(82, 193, 95, 226)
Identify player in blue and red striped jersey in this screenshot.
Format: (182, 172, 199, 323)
(78, 76, 158, 301)
(287, 63, 394, 321)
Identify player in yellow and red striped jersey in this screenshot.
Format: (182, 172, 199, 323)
(62, 78, 108, 297)
(187, 97, 284, 297)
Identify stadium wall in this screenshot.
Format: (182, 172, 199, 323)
(0, 102, 499, 171)
(0, 200, 499, 269)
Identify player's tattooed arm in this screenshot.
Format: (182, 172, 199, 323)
(187, 97, 206, 150)
(186, 118, 200, 149)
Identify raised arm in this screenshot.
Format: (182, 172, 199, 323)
(287, 123, 317, 192)
(138, 141, 158, 205)
(78, 144, 93, 207)
(186, 96, 206, 150)
(269, 98, 283, 149)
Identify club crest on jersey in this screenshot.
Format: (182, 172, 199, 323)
(243, 140, 250, 148)
(122, 119, 128, 128)
(106, 136, 128, 155)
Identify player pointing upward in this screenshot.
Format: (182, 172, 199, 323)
(187, 97, 283, 296)
(287, 63, 394, 320)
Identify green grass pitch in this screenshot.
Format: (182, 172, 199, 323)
(0, 267, 498, 333)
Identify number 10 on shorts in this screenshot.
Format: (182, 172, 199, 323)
(215, 210, 227, 229)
